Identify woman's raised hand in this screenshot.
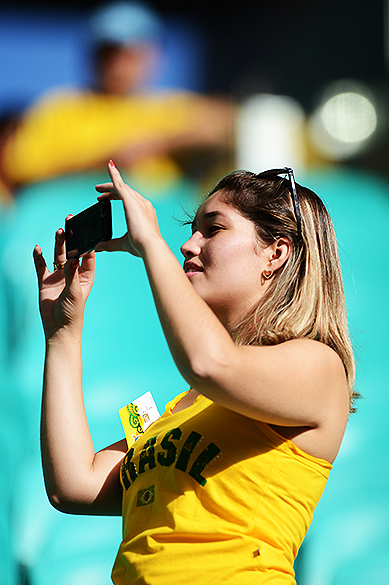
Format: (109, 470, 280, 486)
(33, 226, 95, 339)
(95, 161, 162, 257)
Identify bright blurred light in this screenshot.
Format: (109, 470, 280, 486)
(321, 92, 377, 142)
(236, 94, 306, 173)
(308, 80, 378, 160)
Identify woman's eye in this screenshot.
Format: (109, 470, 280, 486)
(209, 225, 223, 234)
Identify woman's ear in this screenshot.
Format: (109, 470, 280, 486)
(269, 237, 291, 271)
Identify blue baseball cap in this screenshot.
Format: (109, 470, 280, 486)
(89, 1, 163, 46)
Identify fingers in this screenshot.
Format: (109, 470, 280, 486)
(108, 159, 120, 180)
(95, 182, 117, 195)
(63, 252, 95, 296)
(107, 160, 128, 194)
(79, 251, 96, 279)
(95, 162, 121, 198)
(63, 255, 80, 288)
(96, 161, 125, 197)
(96, 160, 141, 202)
(95, 236, 126, 253)
(33, 244, 49, 286)
(54, 228, 67, 269)
(68, 251, 95, 276)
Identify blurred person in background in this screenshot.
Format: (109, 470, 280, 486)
(0, 1, 235, 197)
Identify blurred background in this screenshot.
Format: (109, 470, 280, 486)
(0, 0, 388, 584)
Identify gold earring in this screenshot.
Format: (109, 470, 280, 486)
(262, 269, 274, 280)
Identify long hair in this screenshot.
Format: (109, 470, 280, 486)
(207, 170, 357, 412)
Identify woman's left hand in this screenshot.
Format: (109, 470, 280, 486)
(33, 227, 95, 339)
(95, 161, 162, 258)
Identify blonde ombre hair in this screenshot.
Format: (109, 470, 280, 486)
(207, 170, 358, 412)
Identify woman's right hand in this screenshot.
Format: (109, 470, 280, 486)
(95, 161, 163, 259)
(33, 226, 95, 339)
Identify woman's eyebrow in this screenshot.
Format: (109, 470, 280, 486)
(192, 210, 228, 231)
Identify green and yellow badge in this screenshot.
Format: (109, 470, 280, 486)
(119, 391, 160, 447)
(119, 402, 144, 444)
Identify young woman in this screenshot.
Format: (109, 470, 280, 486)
(33, 161, 356, 584)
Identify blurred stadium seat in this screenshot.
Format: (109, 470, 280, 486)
(29, 513, 122, 585)
(0, 206, 25, 585)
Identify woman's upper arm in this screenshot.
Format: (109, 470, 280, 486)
(89, 438, 128, 515)
(193, 338, 349, 428)
(52, 438, 128, 516)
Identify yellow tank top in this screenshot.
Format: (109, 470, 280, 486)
(112, 392, 332, 584)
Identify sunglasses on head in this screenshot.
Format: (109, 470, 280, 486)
(257, 167, 302, 239)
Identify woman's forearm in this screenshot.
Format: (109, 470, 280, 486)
(142, 237, 234, 388)
(41, 328, 98, 511)
(34, 241, 124, 514)
(96, 163, 237, 399)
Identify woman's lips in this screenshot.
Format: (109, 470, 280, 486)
(184, 261, 203, 276)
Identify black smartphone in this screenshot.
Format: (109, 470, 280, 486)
(65, 200, 112, 259)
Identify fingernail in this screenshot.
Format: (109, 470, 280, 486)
(109, 159, 116, 169)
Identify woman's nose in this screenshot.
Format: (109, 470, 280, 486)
(180, 232, 201, 259)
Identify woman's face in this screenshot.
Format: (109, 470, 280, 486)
(180, 190, 272, 330)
